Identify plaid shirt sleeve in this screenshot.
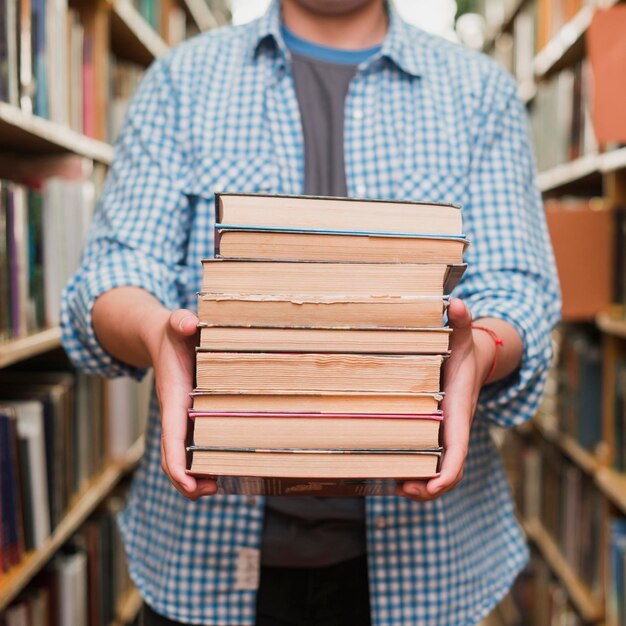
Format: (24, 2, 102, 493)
(453, 66, 562, 428)
(60, 57, 191, 380)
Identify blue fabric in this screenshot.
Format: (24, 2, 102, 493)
(280, 24, 381, 64)
(60, 1, 561, 624)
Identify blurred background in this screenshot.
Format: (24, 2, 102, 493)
(0, 1, 625, 625)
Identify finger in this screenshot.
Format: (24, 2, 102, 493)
(161, 402, 197, 493)
(399, 480, 429, 499)
(426, 442, 467, 495)
(169, 309, 199, 337)
(447, 298, 472, 331)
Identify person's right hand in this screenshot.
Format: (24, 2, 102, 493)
(145, 308, 218, 500)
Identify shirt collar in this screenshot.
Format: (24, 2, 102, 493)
(250, 0, 424, 78)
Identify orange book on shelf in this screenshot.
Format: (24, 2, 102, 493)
(587, 6, 626, 144)
(545, 198, 614, 321)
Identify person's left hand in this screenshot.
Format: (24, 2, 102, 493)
(398, 298, 494, 502)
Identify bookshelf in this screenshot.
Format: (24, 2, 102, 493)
(0, 102, 114, 164)
(523, 518, 605, 622)
(0, 328, 62, 369)
(110, 587, 143, 626)
(0, 437, 144, 612)
(110, 0, 170, 66)
(484, 0, 626, 623)
(0, 0, 226, 621)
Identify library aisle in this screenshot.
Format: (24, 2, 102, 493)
(0, 1, 228, 624)
(1, 1, 626, 626)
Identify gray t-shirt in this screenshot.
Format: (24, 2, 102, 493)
(260, 53, 368, 568)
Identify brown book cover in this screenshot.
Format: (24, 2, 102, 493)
(195, 352, 444, 394)
(201, 259, 466, 296)
(545, 198, 613, 320)
(216, 192, 462, 236)
(587, 6, 626, 144)
(190, 391, 443, 414)
(190, 411, 443, 450)
(197, 325, 451, 354)
(215, 227, 468, 264)
(197, 294, 447, 329)
(187, 447, 442, 489)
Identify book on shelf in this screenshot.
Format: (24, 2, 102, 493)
(609, 518, 626, 626)
(189, 192, 464, 493)
(195, 352, 445, 394)
(588, 5, 626, 144)
(215, 192, 463, 236)
(2, 495, 134, 625)
(197, 293, 447, 329)
(0, 405, 25, 572)
(191, 411, 443, 450)
(197, 325, 452, 354)
(0, 157, 97, 341)
(190, 391, 443, 414)
(545, 198, 614, 321)
(530, 59, 597, 173)
(215, 225, 468, 264)
(201, 259, 466, 296)
(557, 328, 604, 453)
(187, 448, 443, 496)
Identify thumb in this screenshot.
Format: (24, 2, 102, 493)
(169, 309, 199, 337)
(447, 298, 472, 330)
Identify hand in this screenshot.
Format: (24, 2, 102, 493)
(145, 308, 218, 500)
(398, 298, 494, 502)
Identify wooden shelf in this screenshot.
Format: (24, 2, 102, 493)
(533, 417, 601, 475)
(0, 102, 114, 165)
(110, 0, 169, 66)
(110, 586, 143, 626)
(538, 146, 626, 193)
(0, 327, 63, 368)
(0, 437, 144, 612)
(181, 0, 219, 31)
(537, 152, 601, 193)
(483, 0, 530, 51)
(523, 518, 605, 623)
(595, 469, 626, 515)
(596, 312, 626, 339)
(533, 5, 593, 80)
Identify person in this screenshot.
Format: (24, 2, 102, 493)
(61, 0, 561, 624)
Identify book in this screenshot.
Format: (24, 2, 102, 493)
(545, 198, 613, 321)
(215, 226, 468, 264)
(191, 411, 442, 450)
(197, 293, 447, 329)
(195, 352, 444, 393)
(588, 6, 626, 144)
(187, 447, 442, 482)
(190, 391, 442, 414)
(206, 476, 410, 497)
(201, 260, 466, 296)
(215, 193, 463, 236)
(6, 399, 51, 550)
(0, 406, 25, 570)
(197, 325, 451, 354)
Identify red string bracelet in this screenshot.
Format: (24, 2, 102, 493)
(470, 324, 504, 385)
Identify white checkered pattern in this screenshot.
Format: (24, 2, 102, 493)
(61, 2, 561, 624)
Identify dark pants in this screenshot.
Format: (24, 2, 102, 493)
(143, 554, 371, 626)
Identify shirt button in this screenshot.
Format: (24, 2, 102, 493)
(375, 516, 387, 529)
(353, 108, 364, 120)
(246, 496, 257, 507)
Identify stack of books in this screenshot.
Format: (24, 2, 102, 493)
(187, 193, 467, 496)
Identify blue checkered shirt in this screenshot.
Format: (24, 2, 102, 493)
(61, 2, 561, 624)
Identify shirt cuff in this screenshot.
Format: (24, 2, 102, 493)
(464, 295, 555, 428)
(61, 249, 183, 380)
